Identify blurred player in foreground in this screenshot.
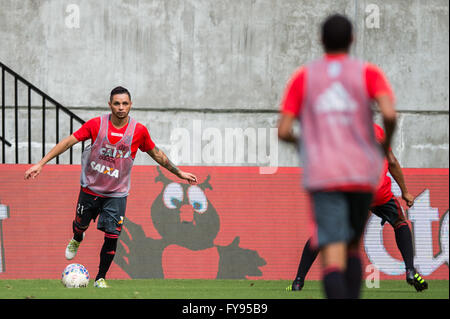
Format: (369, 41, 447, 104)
(24, 86, 197, 288)
(278, 14, 397, 298)
(287, 123, 428, 293)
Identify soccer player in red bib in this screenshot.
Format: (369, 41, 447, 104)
(25, 86, 197, 288)
(286, 124, 428, 294)
(278, 14, 397, 298)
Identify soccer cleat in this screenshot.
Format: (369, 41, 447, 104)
(94, 278, 109, 288)
(406, 269, 428, 292)
(286, 277, 304, 291)
(65, 238, 82, 260)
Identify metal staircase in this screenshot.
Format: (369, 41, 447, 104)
(0, 61, 86, 164)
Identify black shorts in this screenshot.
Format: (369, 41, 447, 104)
(74, 189, 127, 235)
(370, 197, 407, 228)
(311, 191, 373, 248)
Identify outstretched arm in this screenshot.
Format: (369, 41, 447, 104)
(386, 149, 414, 207)
(147, 146, 197, 185)
(24, 134, 80, 179)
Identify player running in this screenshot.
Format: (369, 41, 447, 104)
(287, 124, 428, 293)
(24, 86, 197, 288)
(278, 14, 397, 298)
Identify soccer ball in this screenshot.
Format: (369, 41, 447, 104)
(61, 263, 90, 288)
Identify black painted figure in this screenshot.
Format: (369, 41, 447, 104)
(115, 167, 266, 279)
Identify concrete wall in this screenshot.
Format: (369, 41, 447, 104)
(0, 0, 448, 168)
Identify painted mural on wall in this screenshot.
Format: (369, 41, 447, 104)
(115, 167, 267, 279)
(0, 165, 447, 280)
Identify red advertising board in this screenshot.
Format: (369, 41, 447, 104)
(0, 164, 448, 280)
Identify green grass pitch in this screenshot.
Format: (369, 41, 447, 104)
(0, 279, 448, 299)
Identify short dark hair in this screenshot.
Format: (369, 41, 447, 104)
(321, 14, 353, 52)
(110, 86, 131, 101)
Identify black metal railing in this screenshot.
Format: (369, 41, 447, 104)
(0, 61, 85, 164)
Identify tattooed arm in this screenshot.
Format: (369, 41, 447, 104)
(147, 146, 179, 175)
(147, 146, 197, 184)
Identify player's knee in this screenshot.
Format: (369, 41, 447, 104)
(73, 220, 88, 233)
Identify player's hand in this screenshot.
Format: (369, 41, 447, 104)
(24, 164, 43, 180)
(402, 192, 415, 207)
(178, 171, 197, 185)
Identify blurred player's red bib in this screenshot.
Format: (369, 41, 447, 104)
(300, 56, 384, 191)
(80, 114, 137, 197)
